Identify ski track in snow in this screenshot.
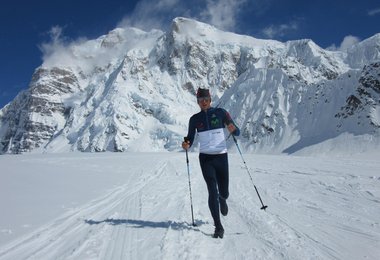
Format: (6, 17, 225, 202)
(0, 153, 379, 259)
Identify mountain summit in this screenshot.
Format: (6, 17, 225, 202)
(0, 17, 379, 154)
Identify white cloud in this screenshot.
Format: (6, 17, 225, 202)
(117, 0, 183, 31)
(368, 8, 380, 16)
(39, 26, 73, 65)
(339, 35, 361, 50)
(39, 26, 66, 56)
(117, 0, 247, 33)
(262, 22, 298, 39)
(327, 35, 361, 51)
(199, 0, 247, 31)
(38, 0, 249, 72)
(37, 0, 262, 70)
(39, 26, 104, 72)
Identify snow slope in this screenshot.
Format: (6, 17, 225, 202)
(0, 152, 379, 259)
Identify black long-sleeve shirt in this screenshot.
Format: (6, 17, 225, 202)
(186, 107, 240, 154)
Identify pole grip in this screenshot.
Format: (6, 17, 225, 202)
(184, 137, 190, 163)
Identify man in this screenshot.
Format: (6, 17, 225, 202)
(182, 87, 240, 238)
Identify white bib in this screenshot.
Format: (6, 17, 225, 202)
(197, 128, 227, 154)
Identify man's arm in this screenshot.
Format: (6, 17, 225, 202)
(223, 110, 240, 136)
(182, 116, 196, 150)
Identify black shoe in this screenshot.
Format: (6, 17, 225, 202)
(219, 197, 228, 216)
(213, 226, 224, 238)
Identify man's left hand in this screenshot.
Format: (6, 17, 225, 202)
(227, 123, 236, 134)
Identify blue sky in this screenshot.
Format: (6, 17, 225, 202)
(0, 0, 379, 108)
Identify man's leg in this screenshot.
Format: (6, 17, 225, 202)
(199, 154, 223, 233)
(215, 153, 229, 216)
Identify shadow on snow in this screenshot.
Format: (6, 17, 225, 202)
(84, 218, 207, 230)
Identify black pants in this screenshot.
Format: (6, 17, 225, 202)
(199, 153, 229, 227)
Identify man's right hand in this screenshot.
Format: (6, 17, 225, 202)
(182, 141, 190, 150)
(182, 138, 190, 150)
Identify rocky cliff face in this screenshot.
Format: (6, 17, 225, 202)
(0, 17, 379, 154)
(0, 67, 80, 153)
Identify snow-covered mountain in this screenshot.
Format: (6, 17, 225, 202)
(0, 17, 379, 154)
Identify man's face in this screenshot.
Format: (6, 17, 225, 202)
(197, 97, 211, 111)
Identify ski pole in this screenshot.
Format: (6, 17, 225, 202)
(232, 135, 268, 210)
(184, 138, 196, 226)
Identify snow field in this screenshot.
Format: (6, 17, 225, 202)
(0, 152, 379, 259)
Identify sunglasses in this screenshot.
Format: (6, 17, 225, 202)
(197, 97, 211, 102)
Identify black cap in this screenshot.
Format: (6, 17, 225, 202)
(196, 88, 210, 98)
